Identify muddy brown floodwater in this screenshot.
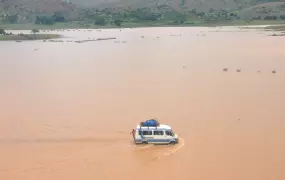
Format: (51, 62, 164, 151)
(0, 26, 285, 180)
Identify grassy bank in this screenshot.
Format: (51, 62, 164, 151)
(0, 33, 62, 41)
(241, 24, 285, 31)
(0, 20, 285, 30)
(264, 25, 285, 31)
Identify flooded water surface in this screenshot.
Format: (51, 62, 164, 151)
(0, 26, 285, 180)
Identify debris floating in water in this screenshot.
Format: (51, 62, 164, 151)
(74, 37, 116, 43)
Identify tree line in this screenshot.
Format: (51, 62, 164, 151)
(2, 7, 285, 26)
(35, 12, 66, 25)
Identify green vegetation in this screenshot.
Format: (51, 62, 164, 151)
(33, 7, 285, 28)
(0, 33, 61, 41)
(114, 20, 122, 26)
(246, 25, 285, 36)
(0, 28, 12, 35)
(31, 28, 40, 38)
(240, 24, 285, 35)
(1, 0, 285, 26)
(1, 19, 284, 31)
(16, 7, 284, 29)
(35, 12, 66, 25)
(2, 14, 19, 24)
(0, 28, 5, 35)
(264, 25, 285, 31)
(31, 28, 40, 34)
(1, 1, 285, 30)
(1, 25, 61, 41)
(94, 16, 106, 25)
(0, 28, 60, 41)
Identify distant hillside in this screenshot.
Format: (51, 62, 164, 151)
(0, 0, 78, 23)
(2, 0, 285, 13)
(1, 0, 285, 25)
(70, 0, 285, 11)
(72, 0, 250, 11)
(239, 1, 285, 19)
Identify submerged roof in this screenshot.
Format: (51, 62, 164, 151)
(136, 124, 172, 130)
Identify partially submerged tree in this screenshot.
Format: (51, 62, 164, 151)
(0, 28, 6, 35)
(31, 29, 40, 39)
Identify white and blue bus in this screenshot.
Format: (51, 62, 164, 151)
(132, 122, 179, 145)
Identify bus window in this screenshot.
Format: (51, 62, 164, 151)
(139, 131, 152, 135)
(165, 131, 173, 136)
(154, 131, 164, 135)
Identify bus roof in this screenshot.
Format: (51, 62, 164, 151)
(136, 124, 172, 130)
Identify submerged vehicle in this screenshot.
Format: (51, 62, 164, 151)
(131, 119, 179, 145)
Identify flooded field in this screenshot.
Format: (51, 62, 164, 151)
(0, 26, 285, 180)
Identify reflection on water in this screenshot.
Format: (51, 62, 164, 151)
(0, 26, 285, 180)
